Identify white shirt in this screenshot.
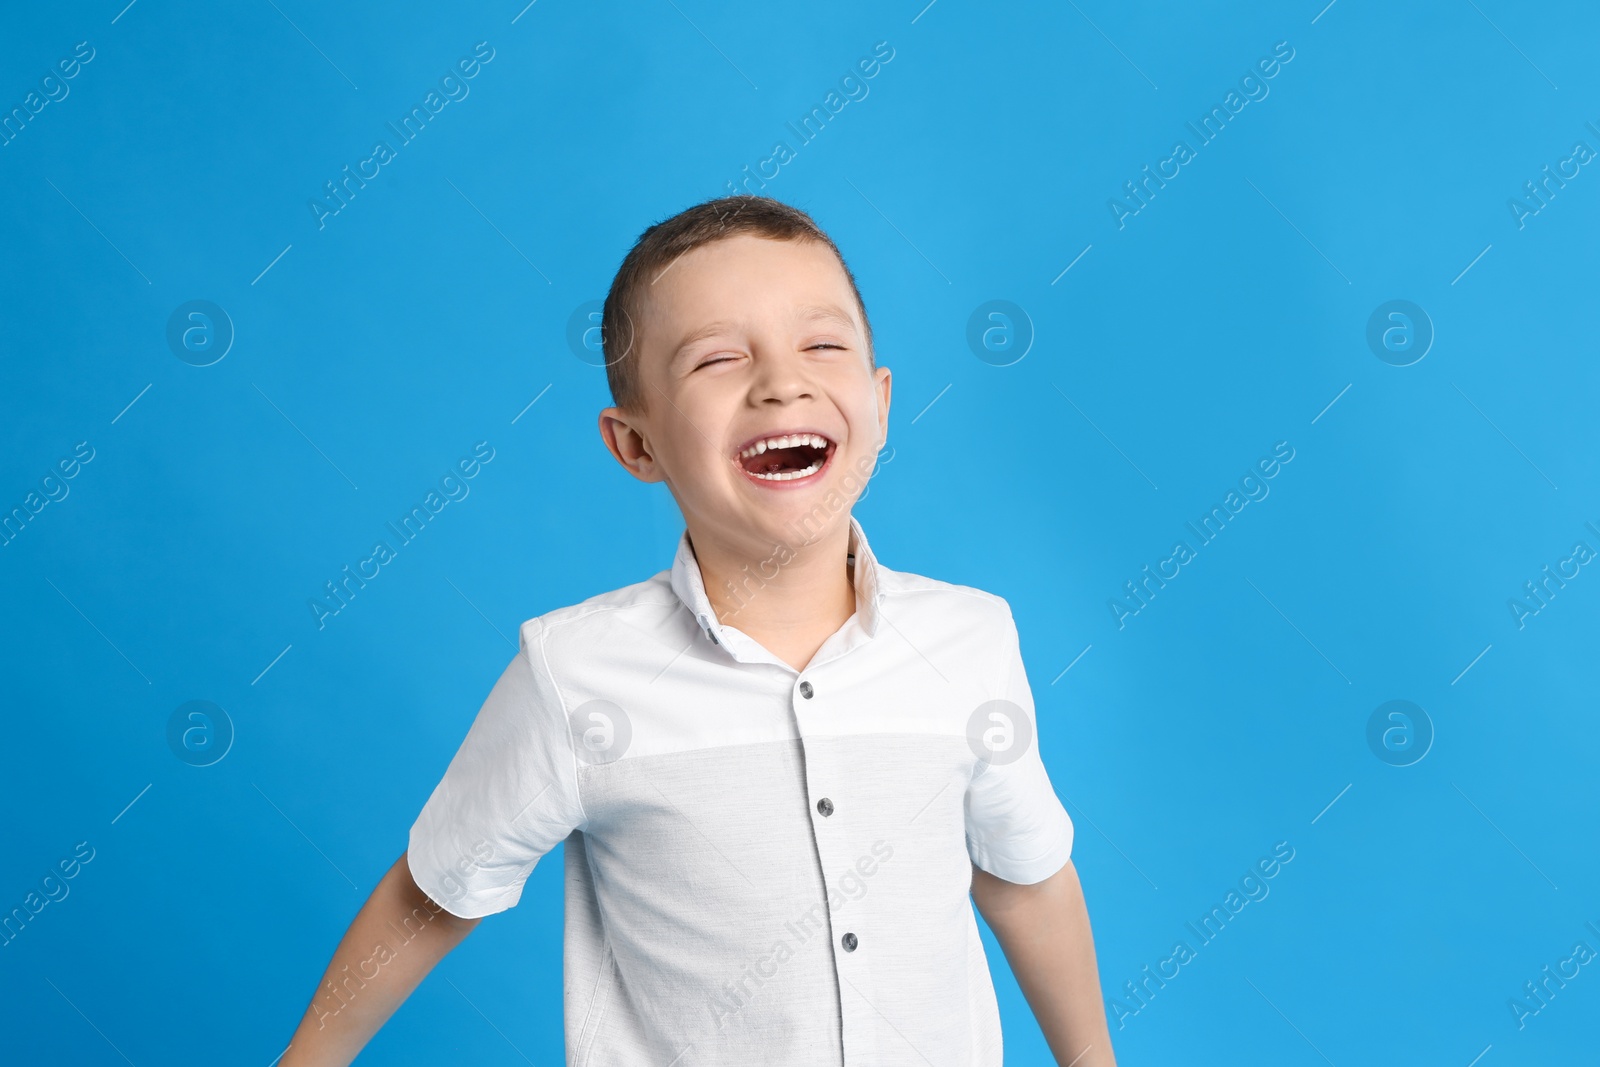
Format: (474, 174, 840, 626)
(407, 515, 1075, 1065)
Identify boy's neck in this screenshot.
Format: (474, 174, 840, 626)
(688, 518, 858, 672)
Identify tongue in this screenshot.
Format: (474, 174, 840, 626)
(744, 445, 818, 475)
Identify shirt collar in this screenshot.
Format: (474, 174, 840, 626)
(670, 514, 885, 657)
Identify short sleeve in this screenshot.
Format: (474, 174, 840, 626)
(407, 617, 586, 918)
(964, 601, 1075, 885)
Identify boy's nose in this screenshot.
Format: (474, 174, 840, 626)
(749, 349, 816, 403)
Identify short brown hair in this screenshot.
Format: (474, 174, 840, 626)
(601, 195, 875, 415)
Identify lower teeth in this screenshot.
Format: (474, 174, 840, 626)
(750, 460, 822, 481)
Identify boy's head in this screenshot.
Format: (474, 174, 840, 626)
(597, 196, 892, 553)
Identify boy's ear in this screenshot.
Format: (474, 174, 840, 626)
(598, 408, 662, 483)
(874, 364, 892, 444)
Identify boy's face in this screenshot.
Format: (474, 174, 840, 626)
(599, 234, 891, 551)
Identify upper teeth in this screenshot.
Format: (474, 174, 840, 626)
(739, 433, 829, 458)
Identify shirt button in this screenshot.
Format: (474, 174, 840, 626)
(799, 681, 814, 699)
(816, 797, 834, 817)
(841, 932, 858, 952)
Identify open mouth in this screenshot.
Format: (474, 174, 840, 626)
(735, 432, 835, 483)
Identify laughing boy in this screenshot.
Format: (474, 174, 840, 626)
(282, 196, 1117, 1066)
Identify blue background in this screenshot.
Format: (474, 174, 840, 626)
(3, 0, 1597, 1063)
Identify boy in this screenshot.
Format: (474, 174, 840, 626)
(282, 196, 1117, 1066)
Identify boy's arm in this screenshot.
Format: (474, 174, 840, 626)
(280, 851, 481, 1067)
(971, 858, 1118, 1067)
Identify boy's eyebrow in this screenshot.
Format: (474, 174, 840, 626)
(668, 321, 735, 371)
(796, 303, 858, 331)
(667, 304, 859, 370)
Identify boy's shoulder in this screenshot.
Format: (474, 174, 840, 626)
(516, 569, 680, 644)
(875, 563, 1016, 619)
(873, 565, 1023, 660)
